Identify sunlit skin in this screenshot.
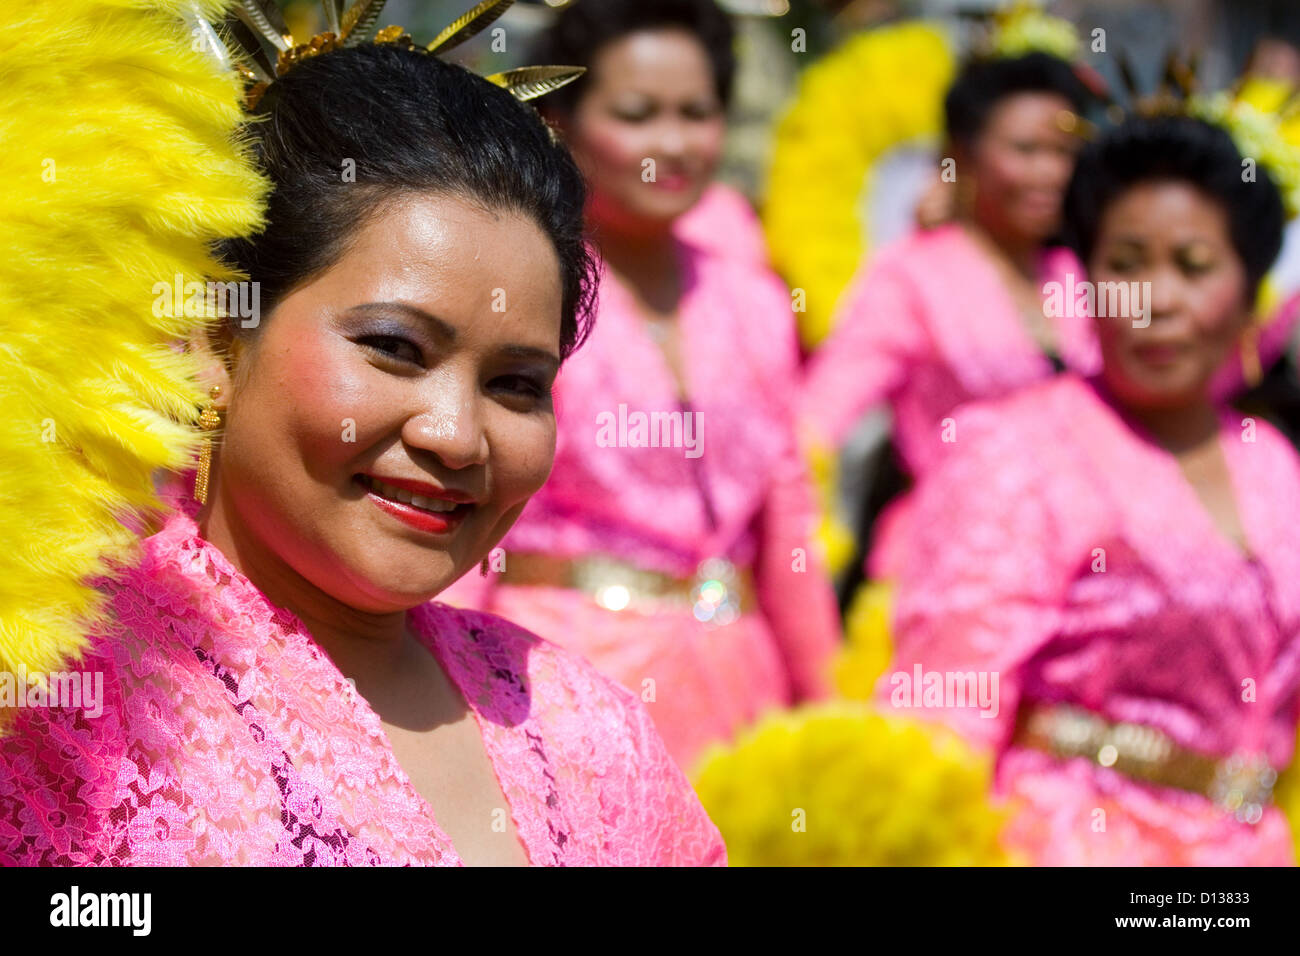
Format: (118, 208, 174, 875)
(550, 27, 726, 391)
(1089, 179, 1256, 550)
(197, 193, 564, 865)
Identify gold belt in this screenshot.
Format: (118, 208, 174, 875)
(498, 552, 756, 624)
(1013, 702, 1278, 824)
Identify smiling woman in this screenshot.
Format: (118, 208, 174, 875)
(0, 8, 725, 867)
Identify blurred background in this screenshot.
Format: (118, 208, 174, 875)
(273, 0, 1300, 199)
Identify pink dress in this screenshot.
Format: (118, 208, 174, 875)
(800, 224, 1097, 473)
(0, 503, 727, 866)
(675, 183, 769, 266)
(887, 374, 1300, 865)
(799, 225, 1095, 576)
(449, 228, 842, 770)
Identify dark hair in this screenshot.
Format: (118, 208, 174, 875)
(1063, 113, 1285, 297)
(944, 51, 1091, 149)
(217, 43, 597, 359)
(532, 0, 736, 114)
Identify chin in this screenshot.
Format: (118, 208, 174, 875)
(1013, 214, 1060, 246)
(342, 549, 463, 611)
(1116, 374, 1207, 411)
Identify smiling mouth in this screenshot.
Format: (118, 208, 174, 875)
(355, 474, 474, 533)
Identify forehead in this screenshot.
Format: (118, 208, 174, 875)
(983, 92, 1075, 135)
(315, 192, 562, 335)
(588, 28, 715, 97)
(1098, 179, 1232, 244)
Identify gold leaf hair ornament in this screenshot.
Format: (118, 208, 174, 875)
(193, 0, 585, 109)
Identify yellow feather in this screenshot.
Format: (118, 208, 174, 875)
(0, 0, 266, 725)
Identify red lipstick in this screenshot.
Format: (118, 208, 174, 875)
(355, 474, 475, 535)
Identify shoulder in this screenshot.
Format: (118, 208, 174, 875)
(675, 183, 766, 265)
(833, 226, 966, 327)
(939, 374, 1091, 465)
(870, 224, 971, 279)
(914, 377, 1103, 544)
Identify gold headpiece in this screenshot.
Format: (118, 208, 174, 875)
(190, 0, 584, 110)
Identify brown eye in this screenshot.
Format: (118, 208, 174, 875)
(493, 374, 547, 399)
(613, 100, 655, 123)
(683, 101, 721, 121)
(359, 335, 423, 366)
(1179, 251, 1215, 275)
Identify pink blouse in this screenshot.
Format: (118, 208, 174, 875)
(489, 231, 841, 700)
(0, 506, 727, 866)
(800, 224, 1096, 474)
(887, 374, 1300, 864)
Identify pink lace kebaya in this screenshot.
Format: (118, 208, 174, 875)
(886, 374, 1300, 865)
(0, 494, 727, 866)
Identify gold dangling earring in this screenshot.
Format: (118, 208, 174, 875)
(195, 385, 222, 505)
(1241, 321, 1263, 389)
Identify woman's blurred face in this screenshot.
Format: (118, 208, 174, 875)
(206, 193, 563, 612)
(965, 92, 1080, 247)
(1090, 179, 1252, 411)
(563, 28, 726, 233)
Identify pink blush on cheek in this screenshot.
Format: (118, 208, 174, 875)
(267, 328, 385, 467)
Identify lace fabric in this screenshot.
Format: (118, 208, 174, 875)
(0, 507, 727, 866)
(887, 375, 1300, 864)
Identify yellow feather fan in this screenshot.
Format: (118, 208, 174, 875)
(0, 0, 265, 708)
(691, 702, 1016, 866)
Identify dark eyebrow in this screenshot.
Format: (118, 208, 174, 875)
(347, 301, 457, 339)
(501, 344, 562, 375)
(347, 301, 562, 370)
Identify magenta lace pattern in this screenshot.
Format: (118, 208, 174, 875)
(0, 508, 727, 866)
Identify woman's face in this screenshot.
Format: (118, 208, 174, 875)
(562, 28, 726, 233)
(1090, 179, 1252, 411)
(965, 92, 1080, 247)
(207, 193, 563, 612)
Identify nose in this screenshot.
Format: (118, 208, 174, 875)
(658, 118, 688, 161)
(1146, 267, 1185, 322)
(1036, 148, 1074, 191)
(403, 372, 489, 472)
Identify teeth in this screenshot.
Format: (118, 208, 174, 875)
(363, 476, 461, 513)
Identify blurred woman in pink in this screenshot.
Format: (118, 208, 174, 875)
(886, 113, 1300, 865)
(448, 0, 840, 770)
(799, 52, 1097, 583)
